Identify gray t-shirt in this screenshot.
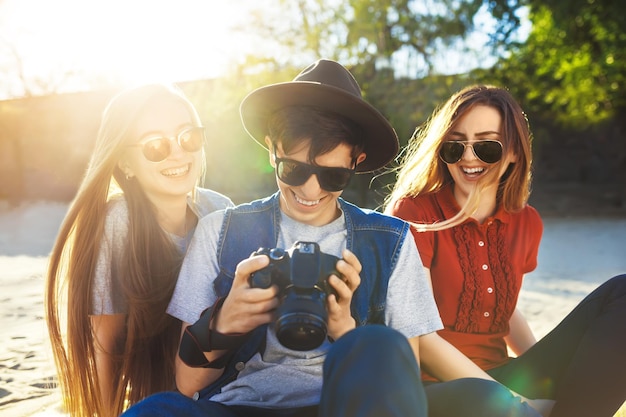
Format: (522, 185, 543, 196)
(168, 204, 443, 408)
(91, 187, 233, 315)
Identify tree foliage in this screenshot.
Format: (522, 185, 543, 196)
(238, 0, 625, 130)
(233, 0, 520, 144)
(220, 0, 626, 201)
(486, 0, 626, 128)
(243, 0, 507, 76)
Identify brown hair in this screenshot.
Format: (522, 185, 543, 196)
(385, 85, 533, 230)
(45, 84, 204, 417)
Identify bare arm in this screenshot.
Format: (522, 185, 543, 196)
(505, 307, 537, 357)
(414, 268, 501, 381)
(174, 322, 229, 397)
(176, 247, 366, 396)
(418, 331, 499, 381)
(91, 314, 126, 410)
(418, 268, 554, 416)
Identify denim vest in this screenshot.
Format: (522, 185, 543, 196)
(199, 192, 409, 398)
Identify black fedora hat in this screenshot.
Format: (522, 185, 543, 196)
(239, 59, 399, 173)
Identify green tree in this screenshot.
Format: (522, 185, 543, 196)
(233, 0, 527, 140)
(225, 0, 523, 205)
(486, 0, 626, 127)
(242, 0, 516, 76)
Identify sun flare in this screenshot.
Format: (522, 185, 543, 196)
(0, 0, 263, 96)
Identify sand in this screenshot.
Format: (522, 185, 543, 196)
(1, 201, 625, 417)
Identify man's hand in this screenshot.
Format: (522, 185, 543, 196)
(213, 254, 280, 335)
(326, 248, 361, 341)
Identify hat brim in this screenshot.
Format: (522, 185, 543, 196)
(240, 81, 398, 173)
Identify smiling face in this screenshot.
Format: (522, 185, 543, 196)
(120, 98, 202, 205)
(444, 105, 516, 204)
(267, 138, 365, 227)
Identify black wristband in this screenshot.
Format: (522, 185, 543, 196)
(179, 298, 249, 368)
(200, 349, 236, 369)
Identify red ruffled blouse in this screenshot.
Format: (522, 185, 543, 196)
(390, 184, 543, 379)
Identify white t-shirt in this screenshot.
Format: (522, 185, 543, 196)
(91, 187, 233, 315)
(168, 203, 443, 408)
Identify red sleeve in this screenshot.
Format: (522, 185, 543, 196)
(522, 205, 543, 273)
(389, 197, 437, 269)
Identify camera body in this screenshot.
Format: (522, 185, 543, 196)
(250, 241, 340, 351)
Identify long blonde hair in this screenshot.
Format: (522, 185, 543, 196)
(45, 84, 204, 417)
(385, 85, 533, 231)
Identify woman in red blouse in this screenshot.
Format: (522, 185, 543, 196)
(386, 85, 626, 417)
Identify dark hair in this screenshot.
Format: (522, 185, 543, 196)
(267, 106, 364, 162)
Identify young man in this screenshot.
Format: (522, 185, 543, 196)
(121, 60, 539, 417)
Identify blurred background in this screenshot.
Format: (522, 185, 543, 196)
(0, 0, 624, 215)
(1, 3, 624, 415)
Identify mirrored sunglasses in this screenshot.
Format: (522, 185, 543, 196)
(439, 140, 503, 164)
(128, 126, 204, 162)
(274, 154, 356, 192)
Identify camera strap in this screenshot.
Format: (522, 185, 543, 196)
(179, 298, 251, 368)
(195, 324, 268, 400)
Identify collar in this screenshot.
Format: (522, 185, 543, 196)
(436, 183, 511, 225)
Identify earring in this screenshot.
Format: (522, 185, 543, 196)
(125, 172, 131, 181)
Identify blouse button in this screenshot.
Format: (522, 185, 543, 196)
(482, 264, 489, 270)
(483, 312, 490, 317)
(192, 392, 200, 401)
(235, 362, 246, 371)
(487, 287, 494, 293)
(478, 241, 485, 247)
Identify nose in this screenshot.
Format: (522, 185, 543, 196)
(168, 136, 187, 158)
(461, 143, 477, 161)
(299, 172, 323, 195)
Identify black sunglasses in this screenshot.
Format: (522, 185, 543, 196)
(128, 126, 204, 162)
(274, 152, 356, 192)
(439, 140, 503, 164)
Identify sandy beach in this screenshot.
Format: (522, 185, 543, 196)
(0, 201, 68, 417)
(1, 201, 625, 417)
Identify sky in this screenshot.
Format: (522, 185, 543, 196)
(0, 0, 529, 100)
(0, 0, 267, 98)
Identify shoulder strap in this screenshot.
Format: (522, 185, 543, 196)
(196, 325, 268, 400)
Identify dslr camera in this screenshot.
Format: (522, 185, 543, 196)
(250, 241, 340, 351)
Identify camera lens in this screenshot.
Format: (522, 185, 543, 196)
(276, 314, 327, 351)
(275, 291, 328, 351)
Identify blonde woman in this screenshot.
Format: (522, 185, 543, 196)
(45, 84, 233, 417)
(386, 85, 626, 417)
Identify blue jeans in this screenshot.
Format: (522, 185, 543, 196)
(425, 379, 541, 417)
(121, 325, 427, 417)
(426, 274, 626, 417)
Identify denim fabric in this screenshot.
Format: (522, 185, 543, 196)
(204, 192, 410, 398)
(425, 379, 541, 417)
(121, 326, 427, 417)
(321, 325, 426, 417)
(488, 274, 626, 417)
(425, 274, 626, 417)
(214, 192, 409, 328)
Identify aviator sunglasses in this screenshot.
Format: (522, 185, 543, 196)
(274, 151, 357, 192)
(439, 139, 503, 164)
(128, 126, 204, 162)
